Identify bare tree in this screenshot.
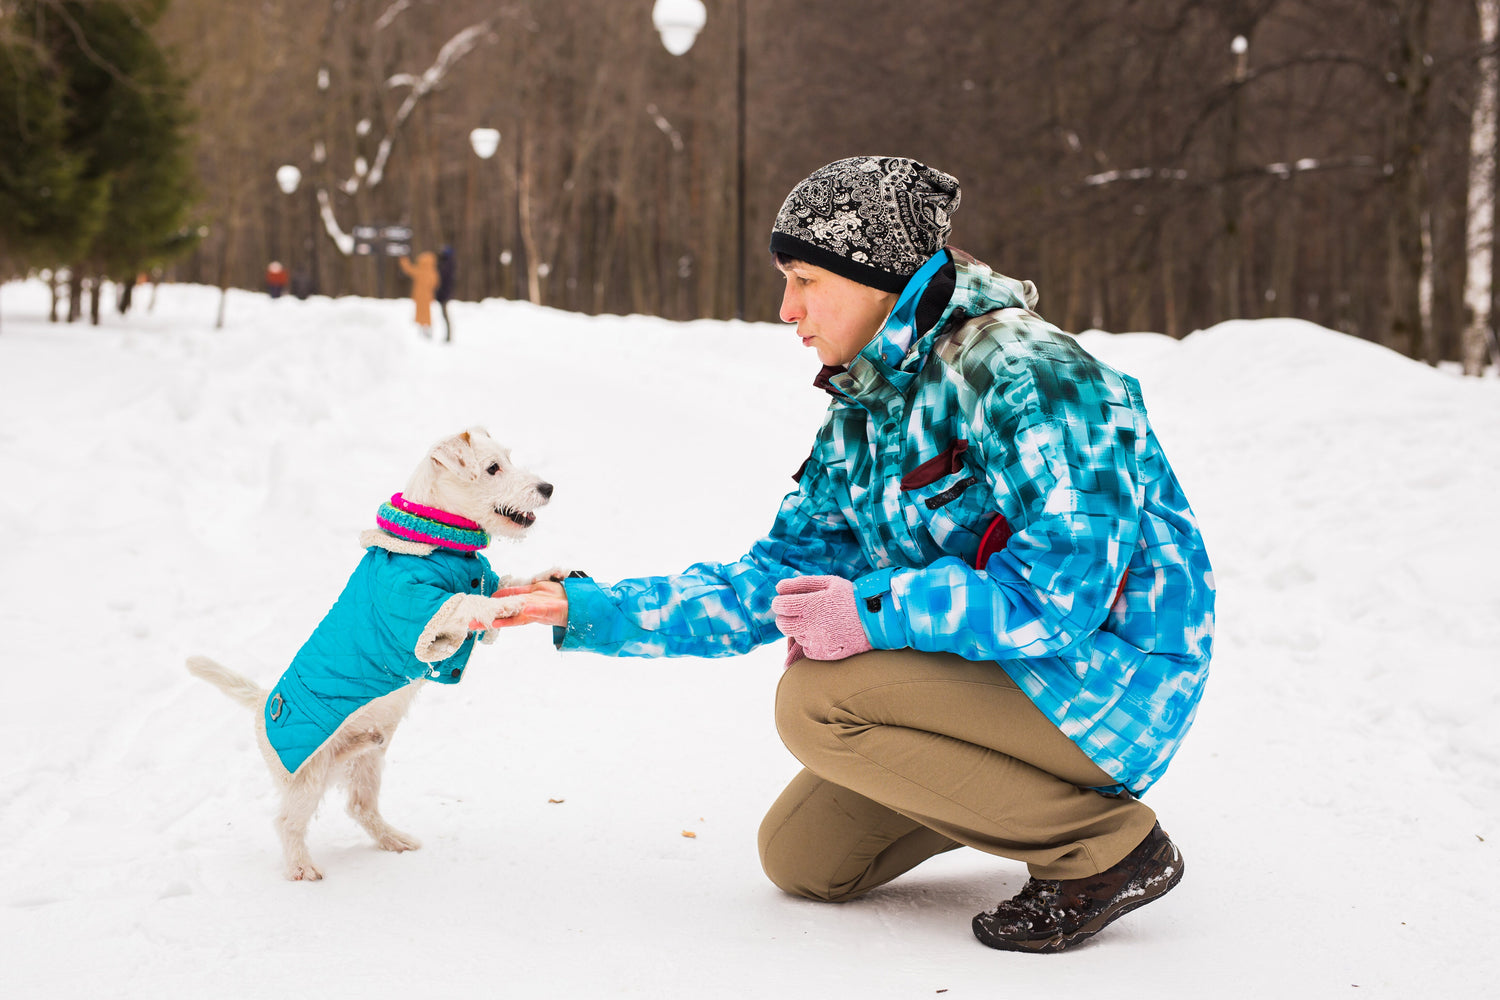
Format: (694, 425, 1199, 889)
(147, 0, 1499, 370)
(1464, 0, 1500, 373)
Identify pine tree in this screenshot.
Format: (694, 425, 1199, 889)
(0, 24, 104, 279)
(22, 0, 199, 323)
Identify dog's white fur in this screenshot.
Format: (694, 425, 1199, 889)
(187, 427, 550, 881)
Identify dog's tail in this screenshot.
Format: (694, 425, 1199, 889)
(186, 655, 268, 711)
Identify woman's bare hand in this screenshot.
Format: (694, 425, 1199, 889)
(484, 579, 569, 628)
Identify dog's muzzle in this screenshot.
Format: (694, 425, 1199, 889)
(496, 482, 550, 528)
(496, 505, 537, 527)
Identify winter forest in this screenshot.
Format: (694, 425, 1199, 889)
(1, 0, 1499, 371)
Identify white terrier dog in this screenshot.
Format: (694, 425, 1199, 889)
(188, 427, 552, 880)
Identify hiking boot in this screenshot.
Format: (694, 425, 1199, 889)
(972, 822, 1184, 953)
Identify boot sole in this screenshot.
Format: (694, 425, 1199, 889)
(972, 852, 1185, 954)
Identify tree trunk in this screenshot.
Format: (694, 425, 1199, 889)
(1419, 209, 1436, 362)
(517, 127, 543, 306)
(1269, 181, 1298, 318)
(1161, 217, 1180, 339)
(1386, 0, 1431, 359)
(67, 273, 82, 323)
(88, 276, 102, 325)
(1217, 40, 1249, 322)
(1464, 0, 1500, 374)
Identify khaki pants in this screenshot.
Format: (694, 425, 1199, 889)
(758, 649, 1157, 900)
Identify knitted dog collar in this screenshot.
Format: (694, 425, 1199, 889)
(375, 493, 488, 552)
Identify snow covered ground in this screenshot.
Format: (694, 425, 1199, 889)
(1, 278, 1496, 999)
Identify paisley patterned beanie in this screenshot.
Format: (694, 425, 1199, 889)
(769, 156, 961, 292)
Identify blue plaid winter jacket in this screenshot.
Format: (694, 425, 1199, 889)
(561, 252, 1214, 795)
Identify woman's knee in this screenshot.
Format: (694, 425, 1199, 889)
(773, 657, 817, 733)
(757, 767, 874, 903)
(772, 657, 848, 765)
(758, 812, 839, 902)
(757, 794, 862, 903)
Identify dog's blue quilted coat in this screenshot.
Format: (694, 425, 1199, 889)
(264, 546, 499, 774)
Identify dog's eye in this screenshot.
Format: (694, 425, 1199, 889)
(486, 463, 501, 475)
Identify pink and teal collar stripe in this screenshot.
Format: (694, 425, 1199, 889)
(376, 493, 488, 552)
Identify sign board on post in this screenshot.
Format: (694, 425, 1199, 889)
(380, 225, 412, 257)
(352, 224, 412, 257)
(353, 225, 378, 256)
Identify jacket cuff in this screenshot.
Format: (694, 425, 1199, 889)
(416, 593, 500, 667)
(852, 568, 905, 649)
(416, 593, 476, 664)
(557, 576, 655, 654)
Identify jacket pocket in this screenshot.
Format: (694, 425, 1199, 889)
(899, 449, 988, 558)
(900, 440, 968, 491)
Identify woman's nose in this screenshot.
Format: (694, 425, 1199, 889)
(779, 285, 801, 324)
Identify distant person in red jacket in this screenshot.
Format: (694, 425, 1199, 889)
(265, 261, 289, 299)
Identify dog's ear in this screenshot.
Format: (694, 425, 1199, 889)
(430, 430, 477, 477)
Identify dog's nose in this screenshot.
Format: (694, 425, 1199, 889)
(537, 482, 554, 499)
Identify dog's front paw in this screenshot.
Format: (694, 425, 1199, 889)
(465, 595, 527, 634)
(497, 567, 581, 588)
(489, 595, 527, 621)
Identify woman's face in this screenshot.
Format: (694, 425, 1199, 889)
(776, 259, 897, 367)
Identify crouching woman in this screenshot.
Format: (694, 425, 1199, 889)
(496, 156, 1214, 954)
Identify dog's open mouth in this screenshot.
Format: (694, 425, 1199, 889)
(496, 506, 536, 528)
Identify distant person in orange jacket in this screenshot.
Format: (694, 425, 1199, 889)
(399, 251, 439, 339)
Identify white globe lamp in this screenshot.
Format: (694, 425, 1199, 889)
(653, 0, 706, 56)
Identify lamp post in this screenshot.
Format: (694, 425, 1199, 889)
(274, 165, 300, 297)
(654, 0, 745, 321)
(276, 164, 319, 298)
(469, 128, 502, 301)
(275, 166, 300, 261)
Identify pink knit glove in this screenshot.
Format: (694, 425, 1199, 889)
(772, 576, 873, 665)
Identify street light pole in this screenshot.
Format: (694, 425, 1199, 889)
(470, 127, 501, 303)
(275, 165, 301, 295)
(653, 0, 746, 320)
(733, 0, 746, 321)
(275, 164, 321, 298)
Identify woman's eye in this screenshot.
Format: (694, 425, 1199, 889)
(486, 463, 501, 475)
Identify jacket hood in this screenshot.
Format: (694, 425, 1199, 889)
(816, 250, 1041, 403)
(934, 249, 1039, 327)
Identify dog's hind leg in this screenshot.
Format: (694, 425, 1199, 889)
(276, 773, 327, 881)
(333, 728, 385, 763)
(346, 748, 421, 853)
